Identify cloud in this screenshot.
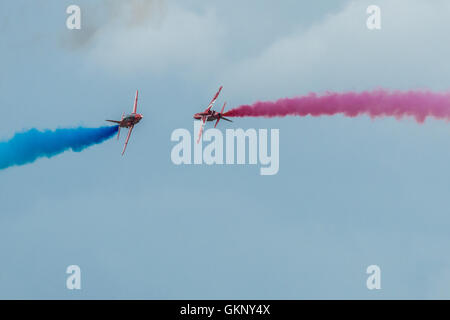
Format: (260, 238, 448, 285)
(221, 0, 450, 100)
(80, 1, 224, 74)
(62, 0, 167, 50)
(74, 0, 450, 100)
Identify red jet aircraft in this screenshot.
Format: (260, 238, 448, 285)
(193, 86, 232, 143)
(106, 90, 143, 155)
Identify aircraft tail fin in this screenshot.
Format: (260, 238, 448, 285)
(220, 102, 226, 114)
(132, 90, 138, 114)
(117, 113, 124, 140)
(214, 102, 227, 128)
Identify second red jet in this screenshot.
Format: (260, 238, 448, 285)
(193, 86, 232, 143)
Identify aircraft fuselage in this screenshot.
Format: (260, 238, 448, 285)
(193, 111, 222, 122)
(119, 114, 143, 128)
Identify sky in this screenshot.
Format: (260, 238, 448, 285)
(1, 0, 450, 299)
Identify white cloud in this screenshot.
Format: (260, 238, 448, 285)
(82, 0, 450, 102)
(221, 0, 450, 101)
(86, 1, 225, 74)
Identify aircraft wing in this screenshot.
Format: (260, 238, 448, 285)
(122, 125, 134, 155)
(132, 90, 138, 114)
(204, 86, 222, 112)
(197, 116, 206, 144)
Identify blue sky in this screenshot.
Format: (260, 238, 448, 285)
(1, 0, 450, 299)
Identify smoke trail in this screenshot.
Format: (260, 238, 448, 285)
(0, 126, 118, 170)
(224, 89, 450, 123)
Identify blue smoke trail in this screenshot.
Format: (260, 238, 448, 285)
(0, 126, 118, 170)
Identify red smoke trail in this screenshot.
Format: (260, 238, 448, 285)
(224, 90, 450, 123)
